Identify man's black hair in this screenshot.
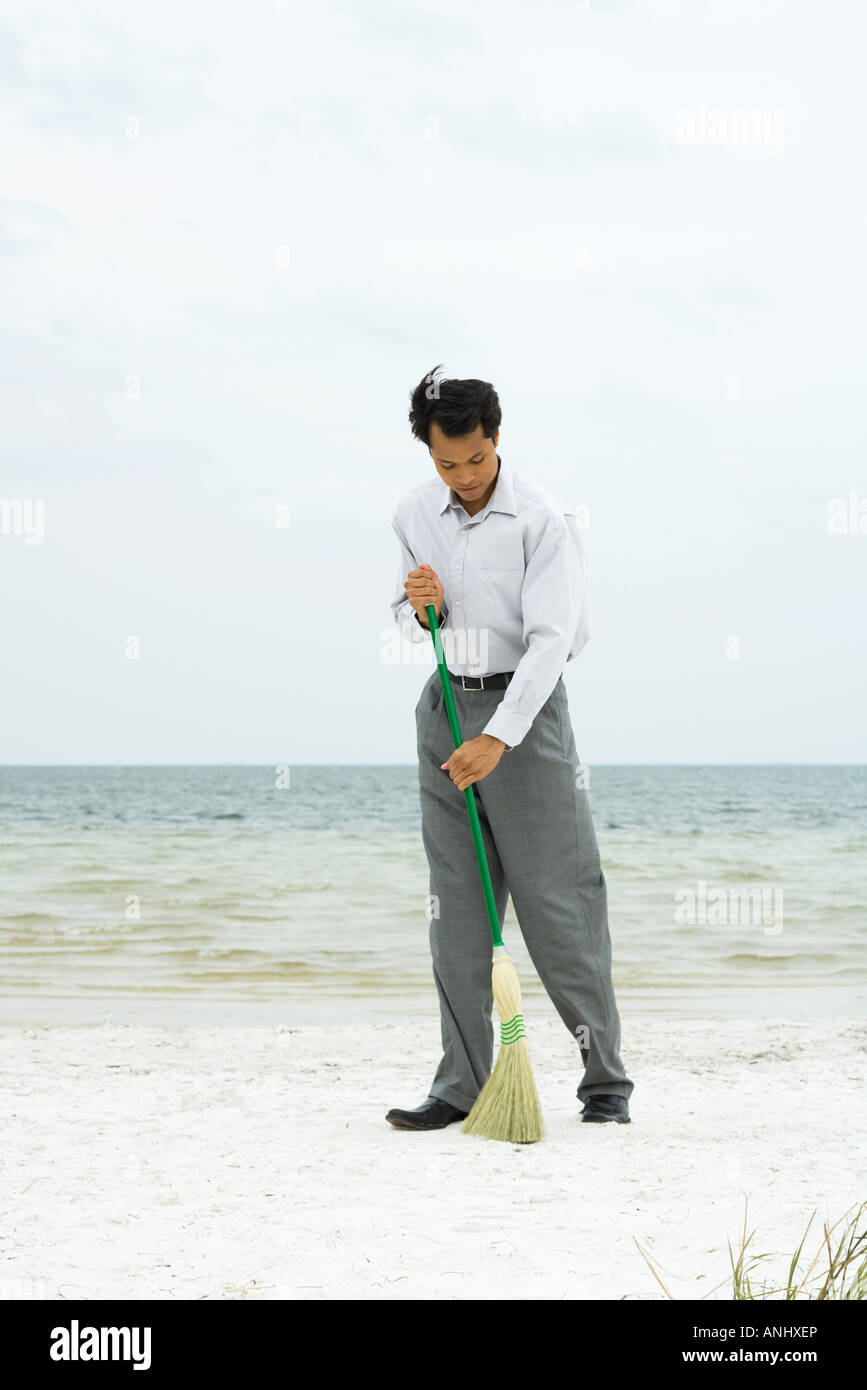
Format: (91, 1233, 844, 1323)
(408, 363, 502, 446)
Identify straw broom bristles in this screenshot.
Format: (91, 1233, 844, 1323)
(461, 945, 544, 1143)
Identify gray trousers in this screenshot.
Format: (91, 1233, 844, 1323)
(415, 668, 634, 1110)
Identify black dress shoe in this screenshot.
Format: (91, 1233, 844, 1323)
(580, 1093, 630, 1123)
(386, 1097, 469, 1129)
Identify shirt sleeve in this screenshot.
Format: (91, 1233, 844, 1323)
(481, 514, 582, 748)
(390, 510, 449, 642)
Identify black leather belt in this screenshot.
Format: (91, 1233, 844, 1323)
(447, 670, 513, 690)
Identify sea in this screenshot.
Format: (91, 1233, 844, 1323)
(0, 765, 864, 1027)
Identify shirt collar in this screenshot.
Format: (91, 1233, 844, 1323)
(439, 453, 517, 517)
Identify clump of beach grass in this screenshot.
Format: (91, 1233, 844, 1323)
(632, 1196, 867, 1300)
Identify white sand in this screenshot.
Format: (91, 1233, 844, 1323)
(1, 1014, 864, 1300)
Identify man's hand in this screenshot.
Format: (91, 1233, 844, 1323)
(441, 734, 506, 791)
(404, 562, 444, 627)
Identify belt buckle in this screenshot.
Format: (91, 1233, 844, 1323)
(461, 673, 483, 690)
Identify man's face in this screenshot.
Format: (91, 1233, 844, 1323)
(428, 420, 500, 513)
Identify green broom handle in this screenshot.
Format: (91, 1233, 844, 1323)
(425, 603, 504, 949)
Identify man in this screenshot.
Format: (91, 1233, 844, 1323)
(386, 364, 634, 1130)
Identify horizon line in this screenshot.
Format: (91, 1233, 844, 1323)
(1, 762, 866, 770)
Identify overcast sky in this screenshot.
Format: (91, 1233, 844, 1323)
(2, 0, 865, 765)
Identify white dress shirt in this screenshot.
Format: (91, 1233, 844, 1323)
(390, 453, 590, 749)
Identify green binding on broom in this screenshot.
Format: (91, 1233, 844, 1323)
(425, 603, 544, 1144)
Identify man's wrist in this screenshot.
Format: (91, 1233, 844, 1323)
(482, 706, 528, 749)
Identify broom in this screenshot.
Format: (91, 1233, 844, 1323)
(425, 602, 544, 1144)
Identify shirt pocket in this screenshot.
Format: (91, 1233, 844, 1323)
(475, 535, 526, 572)
(469, 563, 525, 632)
(465, 532, 525, 622)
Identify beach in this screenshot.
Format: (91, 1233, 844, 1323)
(1, 765, 864, 1300)
(2, 1012, 864, 1301)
